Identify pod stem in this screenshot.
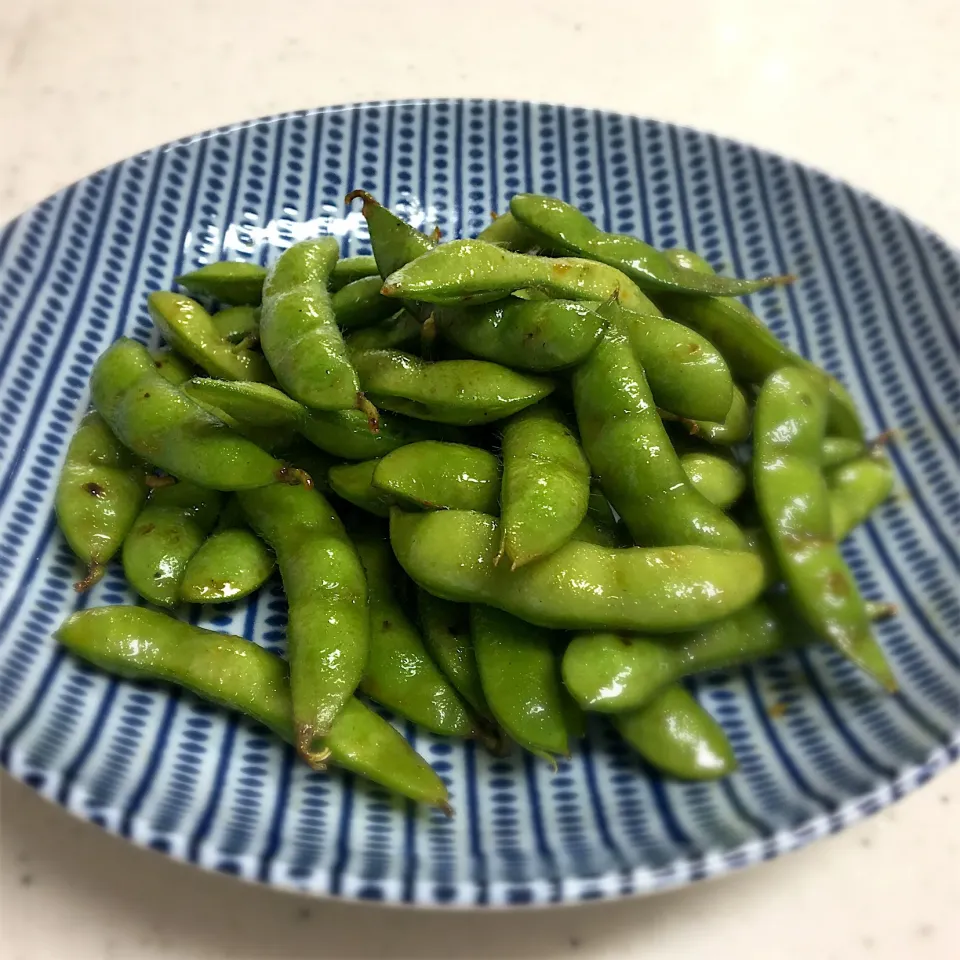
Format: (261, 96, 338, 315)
(275, 465, 313, 489)
(296, 725, 332, 770)
(356, 393, 380, 433)
(74, 563, 104, 593)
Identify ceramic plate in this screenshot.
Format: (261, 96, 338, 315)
(0, 100, 958, 907)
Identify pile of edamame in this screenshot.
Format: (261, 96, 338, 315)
(53, 191, 897, 812)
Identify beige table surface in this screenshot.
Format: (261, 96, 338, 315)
(1, 1, 958, 957)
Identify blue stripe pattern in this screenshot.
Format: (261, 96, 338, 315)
(0, 100, 958, 906)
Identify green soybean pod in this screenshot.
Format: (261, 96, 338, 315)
(374, 441, 501, 513)
(562, 601, 790, 713)
(259, 237, 360, 411)
(476, 211, 542, 251)
(91, 339, 286, 490)
(180, 498, 276, 604)
(601, 301, 734, 424)
(150, 349, 196, 386)
(346, 310, 423, 354)
(238, 482, 369, 765)
(148, 291, 271, 382)
(470, 604, 569, 759)
(331, 275, 398, 330)
(828, 451, 894, 540)
(500, 404, 590, 568)
(754, 367, 895, 690)
(417, 590, 491, 721)
(122, 480, 223, 607)
(354, 530, 475, 737)
(55, 411, 148, 590)
(176, 261, 267, 306)
(821, 436, 867, 468)
(572, 319, 748, 550)
(614, 686, 737, 780)
(328, 459, 392, 517)
(347, 190, 436, 280)
(211, 305, 260, 344)
(679, 448, 747, 510)
(390, 509, 765, 633)
(56, 606, 449, 809)
(350, 349, 555, 425)
(664, 383, 753, 446)
(329, 255, 380, 291)
(382, 238, 655, 313)
(434, 298, 605, 372)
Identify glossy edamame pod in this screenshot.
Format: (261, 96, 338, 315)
(329, 255, 380, 291)
(470, 604, 569, 759)
(390, 509, 765, 633)
(346, 310, 423, 353)
(259, 237, 360, 410)
(374, 441, 501, 513)
(180, 498, 276, 604)
(663, 383, 752, 446)
(211, 305, 260, 344)
(350, 349, 554, 425)
(500, 404, 590, 568)
(55, 411, 147, 590)
(176, 261, 267, 306)
(572, 320, 748, 550)
(183, 377, 446, 460)
(122, 480, 223, 607)
(331, 275, 398, 330)
(347, 190, 436, 280)
(614, 686, 736, 780)
(56, 606, 449, 809)
(753, 367, 895, 690)
(416, 590, 491, 721)
(148, 291, 271, 381)
(434, 298, 605, 372)
(237, 482, 370, 765)
(599, 301, 734, 423)
(828, 451, 894, 541)
(509, 194, 787, 297)
(328, 459, 392, 517)
(150, 349, 195, 386)
(354, 530, 475, 737)
(563, 601, 791, 713)
(91, 339, 288, 490)
(679, 448, 747, 510)
(476, 211, 542, 251)
(821, 436, 867, 468)
(382, 239, 655, 313)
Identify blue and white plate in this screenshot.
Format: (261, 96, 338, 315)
(1, 100, 958, 907)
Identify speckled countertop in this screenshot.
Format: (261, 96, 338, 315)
(1, 1, 958, 957)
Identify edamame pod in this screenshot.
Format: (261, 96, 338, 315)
(150, 349, 195, 386)
(417, 591, 491, 720)
(500, 404, 590, 568)
(122, 480, 223, 607)
(470, 604, 569, 759)
(259, 237, 360, 410)
(56, 606, 448, 809)
(91, 339, 287, 490)
(509, 194, 788, 297)
(180, 498, 276, 603)
(238, 482, 370, 764)
(55, 411, 147, 590)
(476, 211, 542, 251)
(350, 349, 554, 425)
(754, 367, 895, 690)
(374, 441, 501, 513)
(382, 238, 654, 313)
(183, 377, 447, 460)
(346, 310, 423, 353)
(828, 451, 894, 540)
(679, 448, 746, 510)
(211, 305, 260, 344)
(347, 190, 435, 280)
(821, 436, 866, 468)
(601, 301, 734, 423)
(572, 320, 748, 549)
(331, 275, 398, 330)
(329, 255, 380, 291)
(355, 530, 475, 737)
(148, 291, 271, 381)
(663, 383, 752, 446)
(435, 298, 605, 372)
(328, 459, 392, 517)
(563, 601, 790, 713)
(614, 686, 736, 780)
(390, 509, 765, 633)
(176, 261, 267, 306)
